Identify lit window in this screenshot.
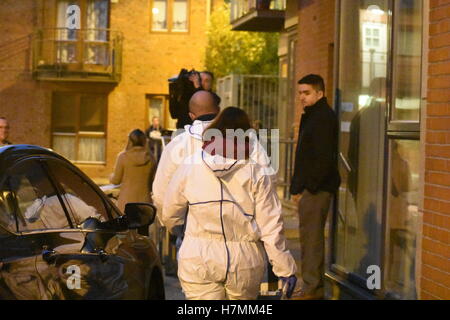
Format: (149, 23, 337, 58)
(152, 0, 168, 31)
(173, 0, 188, 31)
(151, 0, 188, 32)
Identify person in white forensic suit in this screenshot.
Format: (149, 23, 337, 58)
(162, 107, 297, 300)
(153, 91, 277, 223)
(152, 90, 220, 218)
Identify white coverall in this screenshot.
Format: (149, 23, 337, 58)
(152, 120, 213, 219)
(153, 120, 276, 222)
(162, 150, 296, 300)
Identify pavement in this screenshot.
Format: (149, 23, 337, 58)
(164, 275, 185, 300)
(283, 211, 301, 274)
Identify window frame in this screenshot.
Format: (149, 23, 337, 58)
(150, 0, 190, 34)
(51, 91, 108, 164)
(387, 0, 423, 131)
(146, 94, 173, 130)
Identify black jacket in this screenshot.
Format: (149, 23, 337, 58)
(290, 97, 341, 195)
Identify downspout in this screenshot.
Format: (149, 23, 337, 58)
(416, 0, 429, 301)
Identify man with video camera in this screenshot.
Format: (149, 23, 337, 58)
(169, 69, 221, 129)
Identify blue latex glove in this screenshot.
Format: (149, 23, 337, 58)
(280, 275, 297, 299)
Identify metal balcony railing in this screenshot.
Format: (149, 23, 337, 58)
(32, 28, 123, 82)
(230, 0, 286, 26)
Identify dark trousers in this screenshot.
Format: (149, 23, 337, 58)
(298, 190, 332, 296)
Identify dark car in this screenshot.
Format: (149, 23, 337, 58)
(0, 145, 165, 300)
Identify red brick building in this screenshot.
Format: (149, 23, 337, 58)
(422, 0, 450, 299)
(0, 0, 221, 183)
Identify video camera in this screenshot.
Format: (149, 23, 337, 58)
(168, 68, 201, 129)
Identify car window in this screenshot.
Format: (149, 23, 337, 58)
(46, 159, 114, 225)
(3, 159, 72, 231)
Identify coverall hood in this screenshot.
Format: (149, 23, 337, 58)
(184, 119, 213, 141)
(202, 136, 252, 178)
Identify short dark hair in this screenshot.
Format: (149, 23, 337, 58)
(298, 74, 325, 93)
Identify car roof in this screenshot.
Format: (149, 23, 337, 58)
(0, 144, 70, 172)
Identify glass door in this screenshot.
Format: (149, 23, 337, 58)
(332, 0, 423, 299)
(333, 0, 390, 289)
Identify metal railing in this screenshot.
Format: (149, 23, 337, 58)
(217, 74, 287, 130)
(230, 0, 286, 22)
(32, 28, 123, 82)
(217, 74, 296, 202)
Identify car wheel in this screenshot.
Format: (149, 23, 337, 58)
(147, 268, 165, 300)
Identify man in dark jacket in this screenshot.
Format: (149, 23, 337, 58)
(290, 74, 340, 300)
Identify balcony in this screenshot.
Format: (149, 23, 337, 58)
(230, 0, 286, 32)
(32, 28, 123, 83)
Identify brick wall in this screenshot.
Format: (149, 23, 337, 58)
(0, 0, 51, 147)
(422, 0, 450, 300)
(295, 0, 336, 123)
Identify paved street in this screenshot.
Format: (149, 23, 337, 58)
(164, 275, 185, 300)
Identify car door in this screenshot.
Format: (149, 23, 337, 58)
(0, 157, 80, 299)
(42, 157, 156, 299)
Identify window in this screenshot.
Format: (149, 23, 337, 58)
(335, 1, 389, 284)
(52, 92, 107, 163)
(56, 0, 110, 65)
(391, 0, 423, 122)
(152, 0, 168, 31)
(365, 27, 381, 47)
(172, 0, 188, 31)
(385, 139, 419, 299)
(46, 159, 115, 224)
(2, 160, 71, 231)
(334, 0, 422, 300)
(147, 95, 175, 130)
(151, 0, 189, 32)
